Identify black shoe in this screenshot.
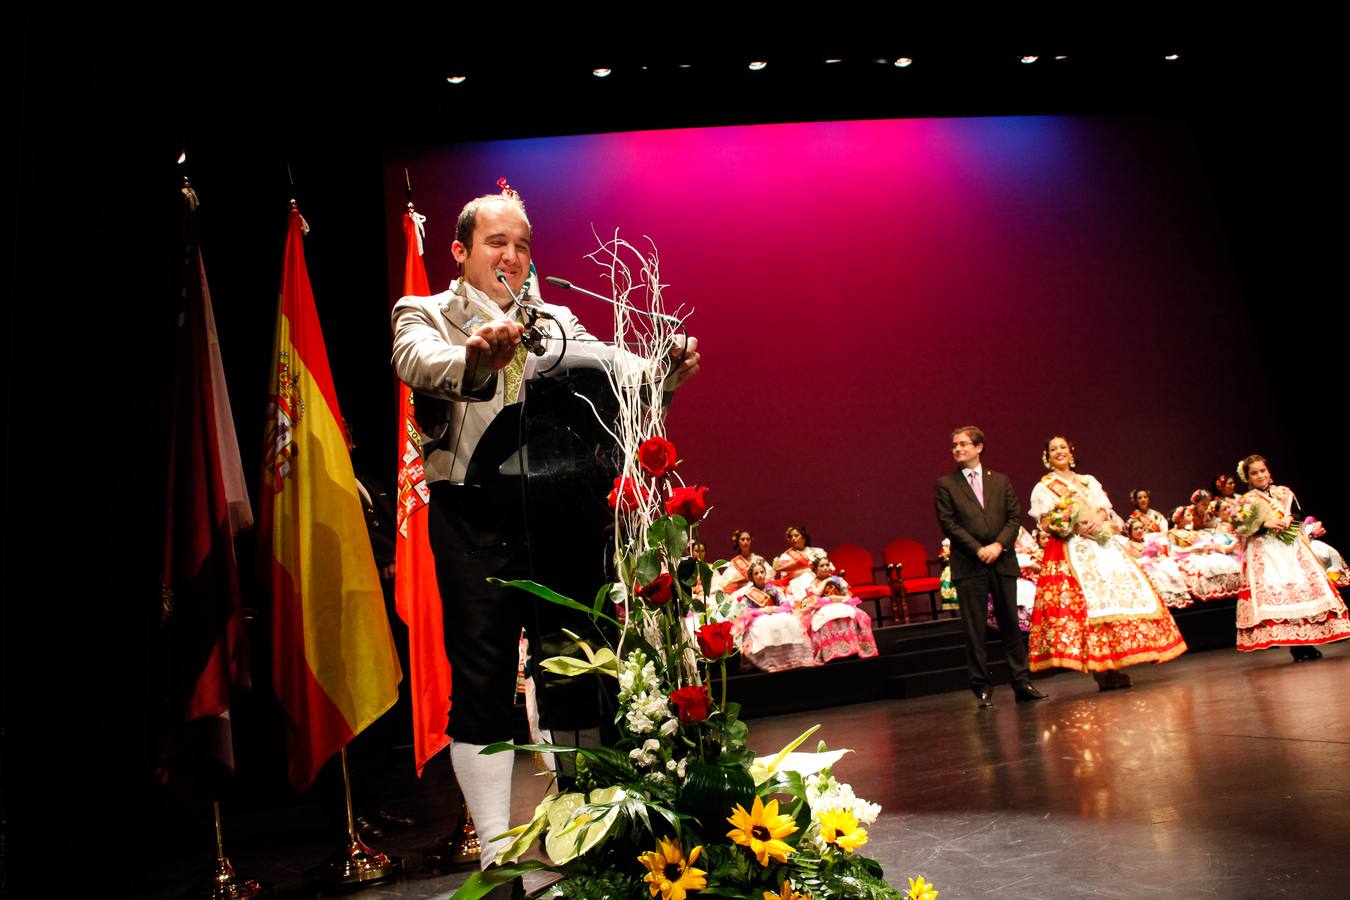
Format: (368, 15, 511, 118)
(1014, 683, 1048, 703)
(1292, 645, 1324, 662)
(975, 689, 994, 709)
(353, 815, 384, 840)
(373, 808, 416, 830)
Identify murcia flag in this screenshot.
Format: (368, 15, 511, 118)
(394, 206, 453, 775)
(259, 205, 401, 790)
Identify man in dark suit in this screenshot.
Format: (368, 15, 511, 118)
(934, 425, 1047, 709)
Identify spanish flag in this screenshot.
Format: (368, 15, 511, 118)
(260, 205, 401, 790)
(393, 205, 453, 775)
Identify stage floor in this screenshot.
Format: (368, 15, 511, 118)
(163, 644, 1350, 899)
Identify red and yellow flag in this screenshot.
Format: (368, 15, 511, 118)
(394, 206, 453, 775)
(259, 205, 401, 790)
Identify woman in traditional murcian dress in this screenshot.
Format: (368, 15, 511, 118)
(1233, 454, 1350, 661)
(1122, 519, 1193, 608)
(712, 529, 769, 598)
(731, 561, 817, 672)
(1028, 436, 1188, 689)
(798, 557, 879, 663)
(1169, 489, 1243, 601)
(771, 525, 826, 602)
(1127, 488, 1170, 535)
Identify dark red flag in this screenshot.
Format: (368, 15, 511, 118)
(156, 184, 254, 799)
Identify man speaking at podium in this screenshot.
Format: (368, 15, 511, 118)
(391, 185, 699, 877)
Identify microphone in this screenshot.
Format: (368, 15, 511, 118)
(545, 275, 682, 324)
(496, 268, 555, 356)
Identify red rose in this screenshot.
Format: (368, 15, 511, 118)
(670, 684, 712, 724)
(696, 621, 736, 660)
(637, 572, 674, 607)
(638, 436, 679, 478)
(665, 485, 709, 522)
(607, 476, 648, 512)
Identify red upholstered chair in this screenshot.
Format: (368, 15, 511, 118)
(883, 537, 945, 622)
(829, 543, 896, 627)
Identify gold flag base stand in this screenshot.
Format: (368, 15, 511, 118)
(425, 801, 481, 870)
(201, 802, 274, 899)
(306, 835, 405, 889)
(205, 856, 273, 899)
(307, 748, 403, 890)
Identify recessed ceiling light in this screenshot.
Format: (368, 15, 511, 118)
(177, 151, 187, 165)
(873, 58, 889, 65)
(894, 57, 913, 68)
(677, 63, 692, 69)
(1164, 53, 1180, 61)
(446, 75, 466, 84)
(824, 58, 843, 64)
(593, 67, 612, 77)
(748, 60, 767, 71)
(1054, 55, 1068, 61)
(1020, 55, 1039, 64)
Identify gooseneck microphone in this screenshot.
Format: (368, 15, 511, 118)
(497, 269, 553, 356)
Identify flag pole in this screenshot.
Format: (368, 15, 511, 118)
(307, 748, 404, 888)
(426, 799, 481, 870)
(201, 801, 272, 899)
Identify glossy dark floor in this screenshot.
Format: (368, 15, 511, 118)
(169, 645, 1350, 899)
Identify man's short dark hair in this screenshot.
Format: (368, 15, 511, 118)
(951, 425, 985, 448)
(455, 194, 530, 251)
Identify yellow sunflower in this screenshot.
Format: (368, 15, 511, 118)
(763, 880, 811, 899)
(816, 808, 869, 853)
(906, 875, 939, 900)
(637, 837, 707, 900)
(726, 795, 798, 867)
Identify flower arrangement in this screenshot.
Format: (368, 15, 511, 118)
(458, 443, 907, 898)
(451, 235, 921, 899)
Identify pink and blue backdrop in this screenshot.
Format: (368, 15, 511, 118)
(384, 115, 1275, 564)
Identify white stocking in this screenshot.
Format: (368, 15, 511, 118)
(450, 740, 515, 870)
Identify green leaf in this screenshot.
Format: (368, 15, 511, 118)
(679, 761, 757, 834)
(480, 741, 600, 761)
(490, 578, 621, 629)
(494, 793, 565, 864)
(634, 549, 663, 586)
(676, 555, 699, 586)
(756, 770, 806, 803)
(592, 582, 614, 615)
(450, 860, 555, 900)
(587, 745, 640, 782)
(648, 515, 690, 561)
(544, 787, 627, 865)
(697, 560, 715, 598)
(539, 648, 620, 678)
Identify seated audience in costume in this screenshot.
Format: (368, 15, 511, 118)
(712, 529, 769, 598)
(1122, 518, 1193, 608)
(1128, 488, 1170, 534)
(1169, 489, 1243, 600)
(732, 561, 817, 672)
(798, 556, 879, 663)
(772, 525, 826, 601)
